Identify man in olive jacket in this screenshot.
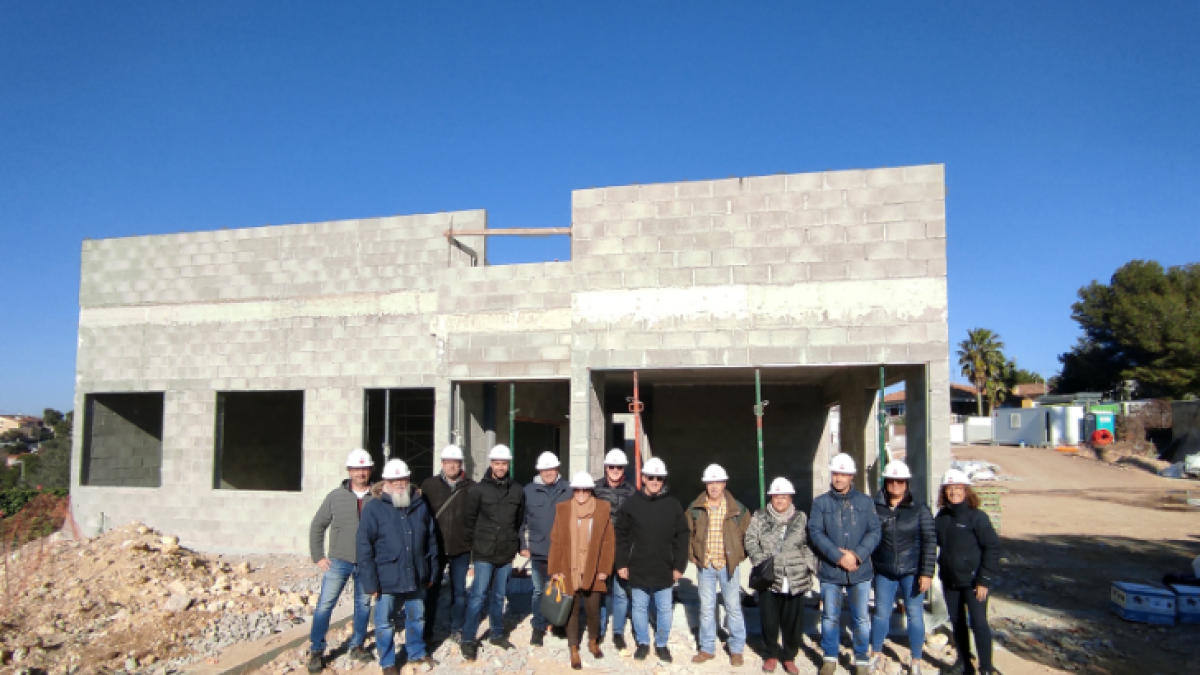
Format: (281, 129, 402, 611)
(306, 449, 377, 672)
(419, 444, 476, 643)
(686, 464, 751, 666)
(460, 445, 525, 661)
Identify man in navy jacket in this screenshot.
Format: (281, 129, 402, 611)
(358, 459, 439, 673)
(808, 453, 881, 675)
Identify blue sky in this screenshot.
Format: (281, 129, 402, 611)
(2, 1, 1198, 414)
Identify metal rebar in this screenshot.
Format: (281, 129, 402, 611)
(878, 366, 887, 490)
(754, 369, 768, 510)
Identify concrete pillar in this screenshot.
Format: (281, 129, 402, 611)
(434, 378, 452, 451)
(569, 368, 606, 476)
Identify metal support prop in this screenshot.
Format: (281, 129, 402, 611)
(383, 389, 392, 461)
(509, 382, 517, 452)
(878, 366, 887, 490)
(754, 369, 769, 509)
(628, 371, 645, 490)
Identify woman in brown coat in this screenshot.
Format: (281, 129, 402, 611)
(548, 471, 616, 669)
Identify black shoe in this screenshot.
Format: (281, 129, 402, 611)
(634, 644, 650, 661)
(656, 646, 673, 663)
(347, 646, 372, 663)
(488, 636, 515, 650)
(306, 651, 324, 674)
(612, 634, 627, 651)
(551, 625, 568, 639)
(410, 656, 439, 667)
(531, 630, 544, 647)
(461, 642, 478, 661)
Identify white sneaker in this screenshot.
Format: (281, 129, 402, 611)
(868, 654, 883, 672)
(910, 663, 923, 675)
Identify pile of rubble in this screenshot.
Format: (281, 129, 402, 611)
(0, 521, 317, 674)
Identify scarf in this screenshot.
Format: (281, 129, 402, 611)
(570, 496, 597, 589)
(769, 503, 795, 524)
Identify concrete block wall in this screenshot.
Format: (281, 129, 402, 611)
(74, 165, 950, 552)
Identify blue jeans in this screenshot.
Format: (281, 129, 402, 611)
(600, 574, 630, 638)
(375, 589, 426, 666)
(630, 586, 673, 648)
(309, 559, 371, 653)
(426, 552, 471, 636)
(820, 580, 871, 661)
(698, 565, 746, 655)
(530, 559, 550, 632)
(463, 560, 512, 642)
(871, 573, 926, 660)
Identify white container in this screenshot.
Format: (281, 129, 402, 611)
(1172, 585, 1200, 624)
(1111, 582, 1175, 625)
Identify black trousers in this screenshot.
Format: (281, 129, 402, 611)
(567, 589, 603, 647)
(758, 590, 805, 661)
(943, 586, 993, 673)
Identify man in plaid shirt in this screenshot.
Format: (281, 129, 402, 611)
(687, 464, 751, 666)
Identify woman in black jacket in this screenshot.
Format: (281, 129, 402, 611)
(869, 461, 935, 675)
(934, 470, 1001, 675)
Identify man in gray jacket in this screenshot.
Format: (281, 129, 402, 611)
(307, 449, 377, 672)
(519, 451, 571, 646)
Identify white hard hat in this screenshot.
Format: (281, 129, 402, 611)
(488, 445, 513, 461)
(535, 452, 561, 471)
(642, 457, 668, 476)
(767, 477, 795, 495)
(570, 471, 596, 489)
(702, 464, 729, 482)
(941, 469, 972, 486)
(829, 453, 857, 475)
(382, 459, 410, 480)
(883, 461, 912, 480)
(440, 445, 464, 461)
(604, 449, 629, 466)
(346, 449, 374, 468)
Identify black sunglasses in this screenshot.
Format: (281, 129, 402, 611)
(645, 476, 664, 482)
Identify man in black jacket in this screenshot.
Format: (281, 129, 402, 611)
(419, 444, 476, 643)
(595, 448, 636, 649)
(614, 457, 688, 664)
(461, 445, 524, 661)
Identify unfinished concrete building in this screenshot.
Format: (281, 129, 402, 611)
(71, 164, 952, 551)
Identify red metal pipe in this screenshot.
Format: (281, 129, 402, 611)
(630, 370, 644, 490)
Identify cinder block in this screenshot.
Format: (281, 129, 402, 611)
(714, 248, 752, 266)
(748, 175, 786, 193)
(806, 190, 844, 210)
(808, 262, 848, 280)
(733, 266, 771, 284)
(729, 194, 769, 213)
(641, 183, 677, 201)
(825, 207, 866, 226)
(733, 230, 771, 248)
(905, 201, 946, 220)
(589, 238, 623, 255)
(830, 345, 870, 362)
(691, 198, 729, 215)
(663, 332, 698, 349)
(927, 258, 947, 276)
(605, 185, 641, 203)
(713, 214, 752, 231)
(677, 250, 712, 268)
(885, 221, 928, 241)
(882, 183, 928, 204)
(787, 247, 823, 263)
(712, 178, 744, 196)
(846, 188, 885, 207)
(926, 220, 946, 238)
(885, 259, 927, 278)
(659, 234, 697, 252)
(847, 259, 887, 280)
(767, 228, 807, 248)
(903, 165, 944, 183)
(786, 173, 825, 192)
(810, 327, 848, 346)
(694, 267, 732, 285)
(865, 241, 906, 260)
(824, 170, 866, 189)
(769, 263, 807, 283)
(659, 268, 694, 287)
(676, 180, 714, 199)
(907, 239, 946, 259)
(622, 269, 658, 287)
(752, 248, 789, 264)
(655, 200, 693, 218)
(865, 168, 906, 187)
(845, 224, 885, 243)
(750, 347, 796, 364)
(604, 220, 641, 237)
(574, 204, 624, 223)
(824, 243, 867, 262)
(622, 202, 656, 219)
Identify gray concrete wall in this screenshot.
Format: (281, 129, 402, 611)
(74, 165, 951, 552)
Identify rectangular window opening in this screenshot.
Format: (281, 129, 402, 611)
(81, 392, 165, 488)
(363, 389, 435, 483)
(214, 391, 304, 491)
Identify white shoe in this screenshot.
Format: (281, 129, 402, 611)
(909, 663, 923, 675)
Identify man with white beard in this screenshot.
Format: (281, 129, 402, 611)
(357, 459, 439, 673)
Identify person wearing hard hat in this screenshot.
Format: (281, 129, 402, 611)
(306, 449, 378, 672)
(419, 445, 476, 644)
(594, 448, 636, 650)
(460, 444, 525, 661)
(808, 453, 881, 675)
(520, 451, 572, 647)
(613, 457, 689, 664)
(356, 459, 440, 673)
(547, 472, 617, 669)
(744, 477, 817, 674)
(687, 463, 751, 666)
(868, 461, 936, 675)
(935, 470, 1001, 675)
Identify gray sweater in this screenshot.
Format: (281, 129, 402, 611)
(310, 480, 376, 564)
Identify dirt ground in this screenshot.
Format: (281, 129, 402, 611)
(953, 444, 1200, 675)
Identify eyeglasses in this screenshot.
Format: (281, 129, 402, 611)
(645, 476, 664, 482)
(606, 466, 625, 471)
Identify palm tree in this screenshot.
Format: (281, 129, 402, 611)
(958, 328, 1006, 416)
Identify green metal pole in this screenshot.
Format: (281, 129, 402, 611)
(878, 366, 887, 491)
(509, 382, 516, 451)
(754, 369, 767, 510)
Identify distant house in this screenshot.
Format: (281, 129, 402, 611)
(886, 384, 980, 417)
(0, 415, 42, 440)
(1006, 383, 1048, 408)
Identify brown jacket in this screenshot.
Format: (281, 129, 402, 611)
(547, 499, 615, 595)
(687, 491, 752, 570)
